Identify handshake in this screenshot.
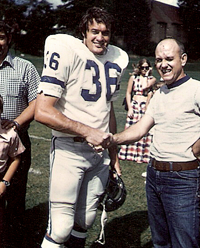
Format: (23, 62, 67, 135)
(87, 132, 116, 153)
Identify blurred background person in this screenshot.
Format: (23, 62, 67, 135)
(119, 59, 156, 163)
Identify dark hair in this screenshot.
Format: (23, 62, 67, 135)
(0, 95, 3, 113)
(134, 58, 152, 76)
(0, 21, 13, 39)
(79, 7, 114, 37)
(174, 39, 185, 55)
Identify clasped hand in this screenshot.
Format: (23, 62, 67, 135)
(87, 132, 114, 153)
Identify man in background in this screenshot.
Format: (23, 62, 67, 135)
(0, 20, 40, 245)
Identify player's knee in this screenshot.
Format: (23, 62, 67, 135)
(51, 219, 73, 243)
(41, 234, 64, 248)
(49, 202, 75, 243)
(76, 211, 96, 230)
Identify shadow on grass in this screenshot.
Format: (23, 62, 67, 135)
(90, 211, 153, 248)
(22, 202, 49, 247)
(3, 202, 48, 248)
(3, 206, 152, 248)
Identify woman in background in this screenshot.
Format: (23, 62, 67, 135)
(119, 59, 156, 163)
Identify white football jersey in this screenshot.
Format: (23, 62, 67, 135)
(38, 34, 129, 137)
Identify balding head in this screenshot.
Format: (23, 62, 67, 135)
(155, 38, 187, 85)
(156, 38, 185, 57)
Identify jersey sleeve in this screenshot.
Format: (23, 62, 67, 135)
(38, 35, 73, 98)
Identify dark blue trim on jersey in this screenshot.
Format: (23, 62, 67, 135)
(44, 234, 62, 244)
(167, 74, 190, 89)
(41, 76, 65, 88)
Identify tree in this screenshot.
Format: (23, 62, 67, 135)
(0, 0, 27, 25)
(113, 0, 151, 54)
(1, 0, 153, 56)
(20, 0, 57, 55)
(55, 0, 152, 54)
(178, 0, 200, 58)
(0, 0, 28, 51)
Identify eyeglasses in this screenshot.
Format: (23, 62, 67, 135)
(141, 66, 149, 70)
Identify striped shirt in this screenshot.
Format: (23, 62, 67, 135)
(0, 53, 40, 122)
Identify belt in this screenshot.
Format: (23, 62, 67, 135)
(152, 158, 199, 172)
(73, 137, 86, 143)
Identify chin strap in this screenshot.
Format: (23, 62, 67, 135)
(95, 200, 108, 245)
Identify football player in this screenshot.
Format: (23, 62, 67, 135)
(35, 7, 128, 248)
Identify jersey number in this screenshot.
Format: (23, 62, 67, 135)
(81, 60, 121, 102)
(46, 53, 121, 102)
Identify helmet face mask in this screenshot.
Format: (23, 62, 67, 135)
(98, 170, 127, 212)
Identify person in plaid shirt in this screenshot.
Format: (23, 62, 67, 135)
(0, 20, 40, 245)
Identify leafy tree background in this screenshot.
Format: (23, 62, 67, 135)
(0, 0, 152, 56)
(178, 0, 200, 59)
(0, 0, 200, 58)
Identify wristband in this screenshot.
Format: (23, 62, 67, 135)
(13, 120, 20, 130)
(1, 179, 10, 187)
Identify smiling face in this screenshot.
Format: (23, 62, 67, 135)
(83, 19, 111, 55)
(155, 39, 187, 85)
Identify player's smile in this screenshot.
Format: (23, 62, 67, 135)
(84, 19, 111, 55)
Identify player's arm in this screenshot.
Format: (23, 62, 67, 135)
(107, 102, 121, 176)
(192, 139, 200, 160)
(0, 155, 21, 197)
(35, 93, 110, 146)
(112, 114, 154, 146)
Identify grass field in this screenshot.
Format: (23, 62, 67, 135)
(12, 51, 200, 248)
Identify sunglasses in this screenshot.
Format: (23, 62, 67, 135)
(141, 66, 149, 70)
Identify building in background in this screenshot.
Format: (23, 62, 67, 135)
(149, 0, 187, 44)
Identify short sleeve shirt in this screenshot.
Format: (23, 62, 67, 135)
(0, 125, 25, 173)
(146, 76, 200, 161)
(0, 54, 40, 121)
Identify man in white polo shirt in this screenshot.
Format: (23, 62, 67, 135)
(109, 38, 200, 248)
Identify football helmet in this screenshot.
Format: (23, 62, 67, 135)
(98, 169, 127, 212)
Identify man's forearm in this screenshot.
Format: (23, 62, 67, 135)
(113, 128, 140, 145)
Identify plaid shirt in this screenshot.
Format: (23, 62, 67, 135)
(0, 53, 40, 123)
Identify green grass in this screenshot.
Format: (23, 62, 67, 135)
(13, 52, 200, 247)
